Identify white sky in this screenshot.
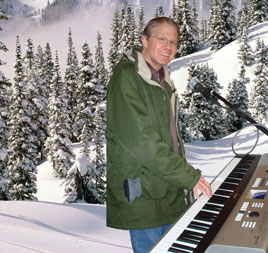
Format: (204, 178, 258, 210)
(1, 7, 268, 253)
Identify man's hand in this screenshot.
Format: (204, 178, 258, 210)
(193, 176, 212, 199)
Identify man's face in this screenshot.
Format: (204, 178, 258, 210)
(141, 22, 178, 71)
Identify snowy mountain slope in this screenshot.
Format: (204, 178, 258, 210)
(170, 21, 268, 96)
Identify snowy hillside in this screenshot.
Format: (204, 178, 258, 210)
(170, 21, 268, 96)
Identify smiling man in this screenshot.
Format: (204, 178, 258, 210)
(106, 17, 211, 252)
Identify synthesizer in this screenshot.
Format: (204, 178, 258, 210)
(150, 154, 268, 253)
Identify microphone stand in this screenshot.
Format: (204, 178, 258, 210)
(210, 90, 268, 137)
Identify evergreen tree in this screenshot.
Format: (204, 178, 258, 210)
(187, 64, 228, 140)
(94, 32, 107, 104)
(64, 124, 91, 203)
(177, 0, 198, 57)
(7, 36, 38, 200)
(173, 0, 183, 27)
(237, 2, 249, 41)
(177, 96, 192, 143)
(225, 65, 249, 133)
(200, 19, 209, 42)
(249, 0, 268, 27)
(0, 8, 10, 200)
(209, 0, 237, 51)
(238, 26, 254, 66)
(249, 40, 268, 124)
(74, 41, 96, 141)
(107, 9, 121, 78)
(158, 1, 165, 17)
(46, 51, 75, 178)
(31, 44, 50, 160)
(90, 104, 106, 203)
(118, 3, 136, 54)
(191, 0, 199, 42)
(64, 28, 80, 142)
(134, 4, 145, 51)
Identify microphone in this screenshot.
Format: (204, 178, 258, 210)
(190, 77, 220, 105)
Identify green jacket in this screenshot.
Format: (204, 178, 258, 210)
(106, 50, 201, 230)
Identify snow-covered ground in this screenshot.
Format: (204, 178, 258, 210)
(1, 13, 268, 253)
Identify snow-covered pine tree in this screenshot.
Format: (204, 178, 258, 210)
(238, 26, 254, 66)
(64, 124, 91, 203)
(90, 104, 106, 203)
(94, 32, 107, 104)
(200, 19, 209, 42)
(177, 96, 192, 143)
(153, 6, 159, 18)
(225, 65, 249, 133)
(0, 8, 10, 200)
(33, 44, 50, 160)
(74, 41, 96, 141)
(107, 9, 121, 78)
(187, 64, 228, 140)
(249, 39, 268, 124)
(134, 4, 145, 51)
(249, 0, 268, 27)
(209, 0, 237, 51)
(64, 28, 80, 142)
(23, 39, 47, 162)
(172, 0, 183, 27)
(237, 2, 249, 41)
(176, 0, 198, 57)
(45, 51, 75, 178)
(191, 0, 199, 43)
(7, 36, 38, 200)
(158, 1, 165, 17)
(118, 3, 136, 54)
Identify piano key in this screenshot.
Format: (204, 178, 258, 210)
(218, 182, 237, 191)
(213, 189, 233, 197)
(179, 230, 204, 241)
(170, 242, 195, 252)
(208, 195, 229, 205)
(168, 247, 191, 253)
(202, 203, 222, 213)
(228, 172, 245, 179)
(224, 178, 241, 185)
(187, 223, 209, 232)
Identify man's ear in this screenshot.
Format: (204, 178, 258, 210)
(141, 35, 148, 49)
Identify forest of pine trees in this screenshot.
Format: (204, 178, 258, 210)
(0, 0, 268, 203)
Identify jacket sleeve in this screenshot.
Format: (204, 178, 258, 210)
(107, 66, 200, 191)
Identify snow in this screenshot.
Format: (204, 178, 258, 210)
(1, 13, 268, 253)
(19, 0, 52, 10)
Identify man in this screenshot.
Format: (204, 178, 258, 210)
(106, 17, 212, 252)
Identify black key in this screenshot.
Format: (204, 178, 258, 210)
(202, 203, 223, 212)
(188, 221, 210, 232)
(177, 236, 199, 246)
(224, 178, 241, 185)
(168, 247, 190, 253)
(219, 182, 237, 191)
(179, 231, 202, 243)
(229, 172, 244, 179)
(233, 168, 247, 173)
(182, 230, 204, 239)
(195, 212, 217, 223)
(214, 189, 233, 197)
(208, 195, 229, 205)
(171, 242, 195, 252)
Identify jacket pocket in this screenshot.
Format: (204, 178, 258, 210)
(140, 168, 169, 200)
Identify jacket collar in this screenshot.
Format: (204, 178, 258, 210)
(125, 50, 175, 91)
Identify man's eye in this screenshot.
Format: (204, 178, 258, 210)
(171, 41, 177, 46)
(159, 37, 166, 41)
